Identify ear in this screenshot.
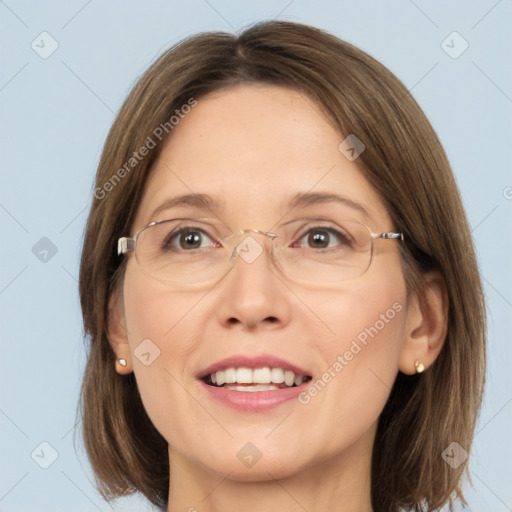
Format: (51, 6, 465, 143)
(399, 271, 449, 375)
(107, 288, 133, 375)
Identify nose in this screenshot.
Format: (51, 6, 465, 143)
(215, 231, 292, 331)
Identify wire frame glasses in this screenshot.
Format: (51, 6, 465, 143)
(117, 216, 404, 287)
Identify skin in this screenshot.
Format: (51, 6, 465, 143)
(109, 84, 448, 512)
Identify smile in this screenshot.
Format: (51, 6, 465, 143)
(196, 355, 314, 411)
(203, 366, 312, 390)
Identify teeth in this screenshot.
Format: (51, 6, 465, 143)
(253, 367, 272, 383)
(284, 370, 294, 387)
(236, 368, 252, 384)
(271, 368, 285, 383)
(209, 367, 308, 388)
(224, 384, 280, 392)
(225, 368, 237, 384)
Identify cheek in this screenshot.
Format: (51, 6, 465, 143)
(121, 268, 206, 442)
(321, 254, 407, 362)
(123, 264, 203, 343)
(302, 273, 407, 427)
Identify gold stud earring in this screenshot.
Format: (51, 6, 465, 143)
(414, 360, 425, 373)
(118, 358, 127, 367)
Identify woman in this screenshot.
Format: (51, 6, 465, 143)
(78, 20, 486, 512)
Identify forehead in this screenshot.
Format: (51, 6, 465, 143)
(133, 84, 391, 231)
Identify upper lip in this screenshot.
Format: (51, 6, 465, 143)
(196, 354, 313, 380)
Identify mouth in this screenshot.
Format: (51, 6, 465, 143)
(201, 366, 313, 391)
(196, 355, 314, 411)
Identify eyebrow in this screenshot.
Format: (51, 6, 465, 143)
(149, 191, 370, 221)
(288, 192, 370, 219)
(150, 193, 223, 220)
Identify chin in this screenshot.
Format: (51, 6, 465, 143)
(205, 457, 307, 482)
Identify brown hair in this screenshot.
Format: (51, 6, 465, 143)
(77, 20, 486, 512)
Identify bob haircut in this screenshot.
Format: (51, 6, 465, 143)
(77, 20, 486, 512)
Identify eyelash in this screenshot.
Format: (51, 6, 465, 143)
(293, 226, 353, 250)
(163, 224, 353, 251)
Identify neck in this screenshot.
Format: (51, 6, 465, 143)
(166, 423, 375, 512)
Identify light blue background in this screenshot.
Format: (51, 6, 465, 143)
(1, 1, 511, 511)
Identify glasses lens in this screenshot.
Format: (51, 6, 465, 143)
(134, 218, 373, 286)
(274, 218, 372, 284)
(136, 219, 231, 285)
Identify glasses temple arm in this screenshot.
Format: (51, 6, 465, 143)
(379, 232, 404, 240)
(118, 237, 136, 255)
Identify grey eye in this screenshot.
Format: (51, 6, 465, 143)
(296, 227, 353, 250)
(163, 228, 214, 251)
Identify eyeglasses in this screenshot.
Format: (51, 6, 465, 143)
(117, 216, 404, 287)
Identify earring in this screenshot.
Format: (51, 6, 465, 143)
(414, 360, 425, 373)
(118, 358, 127, 367)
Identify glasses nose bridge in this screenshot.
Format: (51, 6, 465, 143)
(227, 228, 279, 264)
(238, 227, 278, 239)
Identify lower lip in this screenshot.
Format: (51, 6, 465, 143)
(198, 379, 309, 411)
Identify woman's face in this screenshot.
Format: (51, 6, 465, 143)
(115, 84, 409, 479)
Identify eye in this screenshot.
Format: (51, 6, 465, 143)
(294, 226, 353, 250)
(163, 227, 217, 251)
